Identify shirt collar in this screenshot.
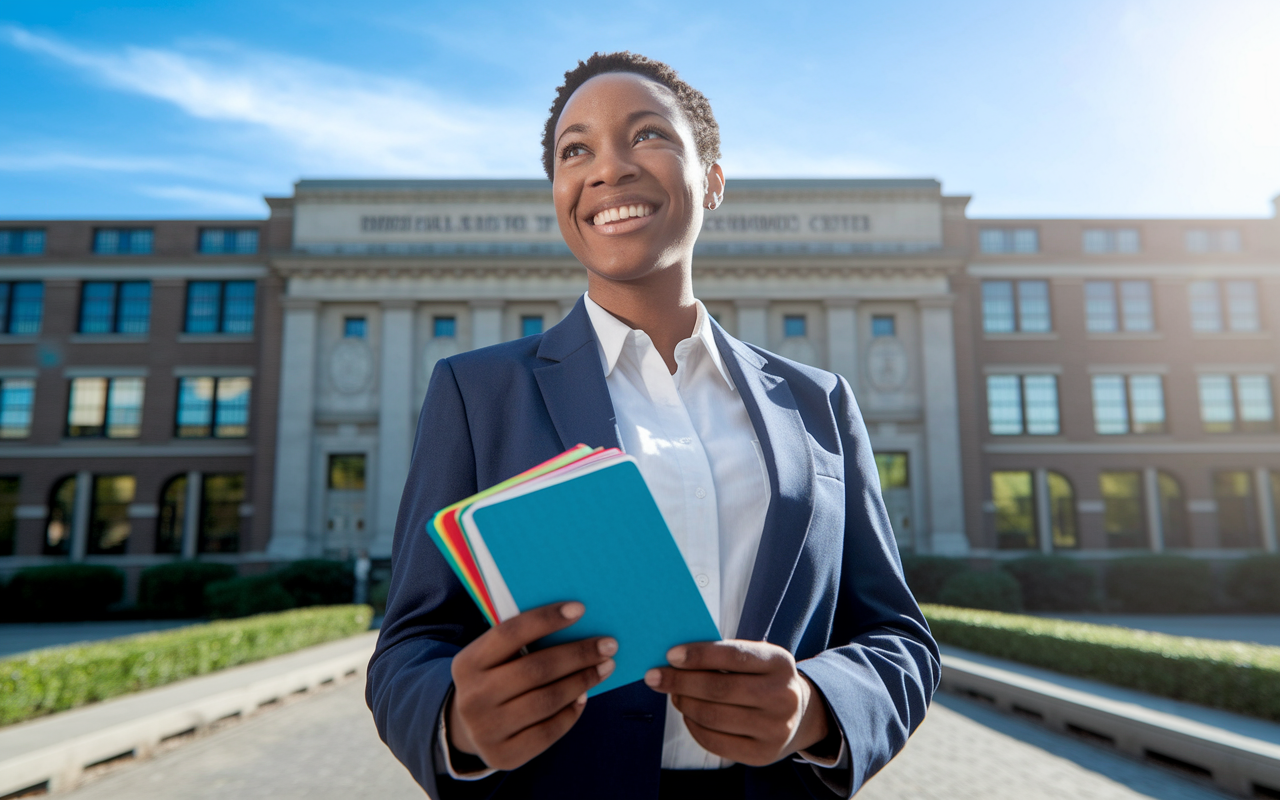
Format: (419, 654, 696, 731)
(582, 292, 735, 390)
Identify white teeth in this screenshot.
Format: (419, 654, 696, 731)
(592, 204, 652, 226)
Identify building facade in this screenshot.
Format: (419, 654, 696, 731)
(0, 217, 286, 593)
(2, 178, 1277, 591)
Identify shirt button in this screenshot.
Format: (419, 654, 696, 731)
(695, 573, 710, 588)
(694, 487, 706, 499)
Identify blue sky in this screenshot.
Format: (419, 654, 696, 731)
(2, 0, 1278, 220)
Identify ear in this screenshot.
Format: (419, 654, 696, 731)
(702, 163, 725, 210)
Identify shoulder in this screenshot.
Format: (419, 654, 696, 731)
(439, 336, 545, 381)
(719, 329, 845, 409)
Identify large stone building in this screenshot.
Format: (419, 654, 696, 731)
(1, 178, 1277, 591)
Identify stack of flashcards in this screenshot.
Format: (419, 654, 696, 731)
(427, 444, 721, 696)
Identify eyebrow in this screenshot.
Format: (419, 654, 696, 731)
(555, 110, 671, 146)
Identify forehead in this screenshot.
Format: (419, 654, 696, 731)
(555, 72, 685, 138)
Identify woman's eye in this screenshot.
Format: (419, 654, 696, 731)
(634, 129, 665, 144)
(560, 144, 587, 160)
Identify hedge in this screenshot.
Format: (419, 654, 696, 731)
(138, 562, 237, 618)
(3, 565, 125, 621)
(1225, 555, 1280, 612)
(922, 604, 1280, 722)
(205, 560, 355, 619)
(1000, 556, 1098, 612)
(1103, 556, 1215, 612)
(938, 570, 1022, 612)
(0, 605, 372, 727)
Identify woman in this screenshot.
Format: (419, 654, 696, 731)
(367, 52, 939, 800)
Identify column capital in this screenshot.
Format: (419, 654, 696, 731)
(280, 296, 320, 311)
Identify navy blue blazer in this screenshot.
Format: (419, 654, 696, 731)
(367, 297, 940, 799)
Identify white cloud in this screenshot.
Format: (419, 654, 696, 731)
(0, 151, 183, 173)
(2, 25, 543, 176)
(136, 185, 266, 214)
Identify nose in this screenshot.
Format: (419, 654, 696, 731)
(589, 140, 638, 188)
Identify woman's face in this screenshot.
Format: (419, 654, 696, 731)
(552, 72, 721, 285)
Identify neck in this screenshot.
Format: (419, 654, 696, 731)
(586, 264, 696, 374)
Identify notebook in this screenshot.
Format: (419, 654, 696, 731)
(427, 445, 721, 696)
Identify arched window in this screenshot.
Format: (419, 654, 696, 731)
(45, 475, 77, 555)
(200, 473, 244, 553)
(157, 474, 187, 554)
(1158, 471, 1191, 548)
(1046, 471, 1078, 549)
(1214, 470, 1260, 548)
(991, 471, 1036, 549)
(88, 474, 134, 555)
(0, 476, 19, 556)
(1100, 471, 1146, 548)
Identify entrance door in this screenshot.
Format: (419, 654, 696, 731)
(874, 452, 913, 551)
(325, 454, 367, 558)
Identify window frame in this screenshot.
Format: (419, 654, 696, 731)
(0, 228, 46, 256)
(0, 377, 35, 439)
(197, 227, 260, 255)
(66, 376, 145, 439)
(982, 279, 1052, 333)
(986, 373, 1060, 436)
(1091, 374, 1166, 435)
(92, 228, 154, 256)
(174, 375, 252, 439)
(184, 280, 256, 334)
(1198, 373, 1276, 433)
(77, 280, 151, 335)
(0, 281, 44, 334)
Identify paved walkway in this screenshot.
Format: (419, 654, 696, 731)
(60, 677, 1228, 799)
(1036, 614, 1280, 647)
(0, 620, 201, 658)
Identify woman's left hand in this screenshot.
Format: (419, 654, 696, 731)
(643, 640, 833, 766)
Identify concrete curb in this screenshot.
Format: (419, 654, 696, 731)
(0, 630, 378, 796)
(940, 646, 1280, 798)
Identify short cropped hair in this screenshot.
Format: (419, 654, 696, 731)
(541, 51, 721, 181)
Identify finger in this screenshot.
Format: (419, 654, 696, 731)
(666, 640, 788, 674)
(497, 659, 614, 734)
(645, 668, 767, 707)
(681, 717, 762, 765)
(487, 694, 588, 771)
(672, 695, 770, 738)
(486, 636, 616, 705)
(466, 601, 587, 670)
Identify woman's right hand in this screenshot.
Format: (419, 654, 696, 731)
(446, 601, 617, 771)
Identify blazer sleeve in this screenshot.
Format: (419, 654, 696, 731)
(795, 375, 942, 798)
(365, 359, 498, 799)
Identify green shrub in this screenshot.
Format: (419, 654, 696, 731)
(937, 570, 1022, 612)
(1103, 556, 1214, 612)
(277, 559, 354, 607)
(5, 565, 125, 621)
(138, 562, 237, 618)
(369, 579, 390, 615)
(1001, 556, 1098, 611)
(923, 604, 1280, 722)
(0, 605, 372, 727)
(899, 555, 968, 603)
(205, 574, 296, 619)
(1225, 555, 1280, 612)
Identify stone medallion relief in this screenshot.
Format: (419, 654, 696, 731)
(866, 336, 909, 392)
(329, 338, 374, 394)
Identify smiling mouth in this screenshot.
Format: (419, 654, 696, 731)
(591, 203, 655, 226)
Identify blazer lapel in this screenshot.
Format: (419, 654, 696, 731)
(712, 324, 817, 643)
(533, 298, 621, 452)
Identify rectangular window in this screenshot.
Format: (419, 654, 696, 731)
(66, 377, 144, 438)
(184, 280, 256, 334)
(1084, 281, 1118, 332)
(198, 228, 259, 255)
(78, 281, 151, 334)
(0, 379, 34, 438)
(0, 282, 44, 334)
(521, 315, 544, 337)
(1188, 281, 1222, 331)
(1236, 374, 1275, 432)
(784, 315, 807, 337)
(175, 376, 251, 438)
(0, 228, 45, 255)
(88, 474, 135, 555)
(991, 471, 1036, 549)
(1214, 470, 1259, 548)
(979, 228, 1039, 254)
(343, 316, 366, 338)
(1083, 228, 1142, 254)
(1100, 471, 1146, 548)
(1189, 280, 1260, 332)
(1085, 280, 1156, 332)
(1119, 280, 1154, 331)
(986, 374, 1059, 435)
(433, 316, 456, 338)
(1198, 374, 1235, 433)
(982, 280, 1051, 333)
(1186, 229, 1243, 253)
(870, 315, 896, 338)
(1225, 280, 1260, 331)
(329, 453, 367, 490)
(93, 228, 153, 255)
(1092, 374, 1165, 435)
(0, 476, 17, 556)
(1199, 373, 1274, 433)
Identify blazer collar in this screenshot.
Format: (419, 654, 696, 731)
(533, 297, 622, 451)
(711, 321, 817, 643)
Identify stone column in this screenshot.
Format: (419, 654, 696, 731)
(269, 298, 319, 558)
(1256, 467, 1278, 553)
(1034, 468, 1052, 554)
(1144, 467, 1164, 553)
(181, 471, 202, 559)
(69, 470, 92, 561)
(735, 299, 768, 347)
(919, 297, 967, 555)
(824, 299, 859, 389)
(373, 300, 414, 559)
(471, 300, 503, 348)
